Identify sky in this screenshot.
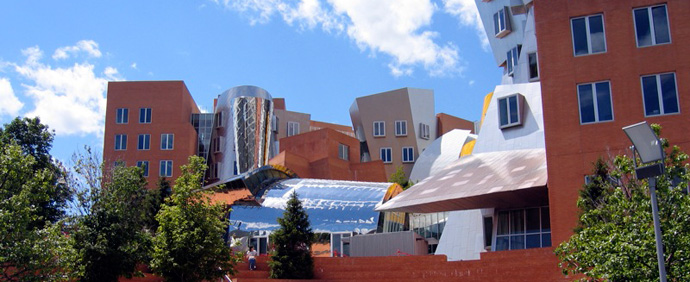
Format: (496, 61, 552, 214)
(0, 0, 501, 163)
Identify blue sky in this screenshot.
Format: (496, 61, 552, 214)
(0, 0, 500, 163)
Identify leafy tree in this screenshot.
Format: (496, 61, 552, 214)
(556, 125, 690, 281)
(151, 156, 234, 282)
(389, 165, 413, 189)
(269, 192, 314, 279)
(143, 177, 172, 232)
(0, 143, 76, 281)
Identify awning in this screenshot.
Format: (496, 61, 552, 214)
(376, 149, 548, 213)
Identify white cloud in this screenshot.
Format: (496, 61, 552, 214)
(219, 0, 462, 77)
(130, 62, 137, 69)
(0, 78, 23, 116)
(52, 40, 102, 60)
(443, 0, 489, 51)
(12, 41, 116, 136)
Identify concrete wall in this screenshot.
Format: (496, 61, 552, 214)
(350, 231, 428, 257)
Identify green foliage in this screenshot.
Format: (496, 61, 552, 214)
(389, 165, 414, 189)
(556, 127, 690, 281)
(0, 143, 76, 281)
(269, 192, 314, 279)
(143, 177, 172, 232)
(151, 156, 234, 282)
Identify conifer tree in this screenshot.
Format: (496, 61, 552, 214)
(269, 192, 314, 279)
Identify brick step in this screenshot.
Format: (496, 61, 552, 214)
(313, 255, 446, 266)
(314, 260, 485, 272)
(235, 262, 270, 271)
(234, 279, 459, 282)
(231, 270, 270, 279)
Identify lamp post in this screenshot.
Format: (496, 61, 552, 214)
(622, 121, 667, 282)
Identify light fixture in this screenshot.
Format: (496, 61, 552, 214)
(623, 121, 663, 164)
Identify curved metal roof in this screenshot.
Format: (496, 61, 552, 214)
(219, 85, 272, 100)
(408, 129, 476, 183)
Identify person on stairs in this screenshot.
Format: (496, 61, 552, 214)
(246, 246, 258, 270)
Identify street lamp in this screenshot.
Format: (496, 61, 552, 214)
(622, 121, 666, 282)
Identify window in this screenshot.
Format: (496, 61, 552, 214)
(402, 147, 414, 163)
(215, 111, 223, 128)
(493, 7, 512, 37)
(139, 108, 152, 124)
(137, 134, 150, 150)
(287, 122, 300, 137)
(634, 4, 670, 47)
(161, 134, 174, 150)
(380, 147, 392, 163)
(116, 108, 128, 124)
(506, 45, 520, 75)
(113, 160, 125, 167)
(373, 121, 385, 137)
(212, 136, 222, 153)
(641, 73, 679, 116)
(528, 52, 539, 80)
(136, 161, 149, 177)
(495, 207, 551, 251)
(577, 81, 613, 124)
(419, 123, 430, 140)
(159, 160, 172, 177)
(498, 94, 522, 128)
(571, 14, 606, 56)
(338, 143, 349, 161)
(115, 134, 127, 150)
(395, 120, 407, 136)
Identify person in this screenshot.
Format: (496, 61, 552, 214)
(246, 246, 258, 270)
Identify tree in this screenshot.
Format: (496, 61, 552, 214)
(151, 156, 234, 282)
(556, 125, 690, 281)
(389, 165, 413, 189)
(269, 192, 314, 279)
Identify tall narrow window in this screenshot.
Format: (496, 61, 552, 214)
(493, 7, 512, 37)
(116, 108, 128, 124)
(498, 94, 522, 129)
(528, 52, 539, 80)
(137, 134, 150, 150)
(136, 161, 149, 177)
(419, 123, 430, 140)
(402, 147, 414, 163)
(571, 14, 606, 56)
(634, 5, 671, 47)
(373, 121, 385, 137)
(641, 73, 679, 116)
(159, 160, 172, 177)
(115, 134, 127, 150)
(380, 147, 392, 163)
(338, 143, 349, 161)
(287, 122, 300, 137)
(139, 108, 152, 124)
(161, 134, 174, 150)
(577, 81, 614, 124)
(395, 120, 407, 136)
(215, 111, 224, 128)
(506, 45, 520, 75)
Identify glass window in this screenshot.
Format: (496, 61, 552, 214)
(634, 5, 671, 47)
(287, 121, 300, 137)
(493, 7, 511, 37)
(395, 120, 407, 136)
(380, 147, 392, 163)
(578, 81, 614, 124)
(116, 108, 128, 124)
(215, 111, 223, 127)
(161, 134, 174, 150)
(373, 121, 385, 137)
(137, 134, 150, 150)
(338, 143, 349, 161)
(528, 52, 539, 80)
(159, 160, 172, 177)
(136, 161, 149, 177)
(139, 108, 152, 124)
(419, 123, 430, 139)
(642, 73, 679, 116)
(495, 206, 551, 251)
(506, 45, 520, 75)
(498, 94, 521, 128)
(402, 147, 414, 163)
(571, 14, 606, 56)
(114, 134, 127, 150)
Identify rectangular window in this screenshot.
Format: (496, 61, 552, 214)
(395, 120, 407, 136)
(493, 7, 512, 38)
(642, 73, 679, 116)
(338, 143, 349, 161)
(215, 111, 223, 128)
(161, 134, 174, 150)
(287, 121, 300, 137)
(159, 160, 172, 177)
(571, 14, 606, 56)
(498, 94, 522, 128)
(419, 123, 430, 140)
(495, 207, 551, 251)
(528, 52, 539, 80)
(577, 81, 614, 124)
(634, 5, 671, 47)
(506, 45, 520, 75)
(136, 161, 149, 177)
(402, 147, 414, 163)
(116, 108, 128, 124)
(380, 147, 392, 163)
(139, 108, 152, 124)
(373, 121, 385, 137)
(115, 134, 127, 150)
(213, 136, 222, 153)
(137, 134, 150, 150)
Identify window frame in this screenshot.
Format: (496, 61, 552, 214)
(570, 14, 607, 57)
(159, 160, 173, 177)
(137, 134, 151, 150)
(497, 94, 523, 129)
(528, 52, 539, 80)
(506, 45, 520, 76)
(493, 7, 512, 38)
(402, 147, 414, 163)
(136, 161, 149, 177)
(493, 206, 551, 251)
(577, 80, 614, 124)
(633, 4, 671, 48)
(116, 108, 128, 124)
(115, 134, 127, 151)
(380, 147, 392, 163)
(160, 133, 174, 150)
(338, 143, 349, 161)
(139, 108, 152, 124)
(395, 120, 408, 136)
(373, 121, 385, 137)
(287, 121, 300, 137)
(641, 72, 680, 117)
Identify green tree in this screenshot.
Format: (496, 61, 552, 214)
(269, 192, 314, 279)
(389, 165, 413, 189)
(556, 126, 690, 281)
(143, 177, 172, 232)
(151, 156, 234, 282)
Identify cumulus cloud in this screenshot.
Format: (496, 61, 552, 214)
(443, 0, 489, 50)
(52, 40, 102, 60)
(0, 78, 23, 116)
(11, 41, 116, 136)
(219, 0, 463, 77)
